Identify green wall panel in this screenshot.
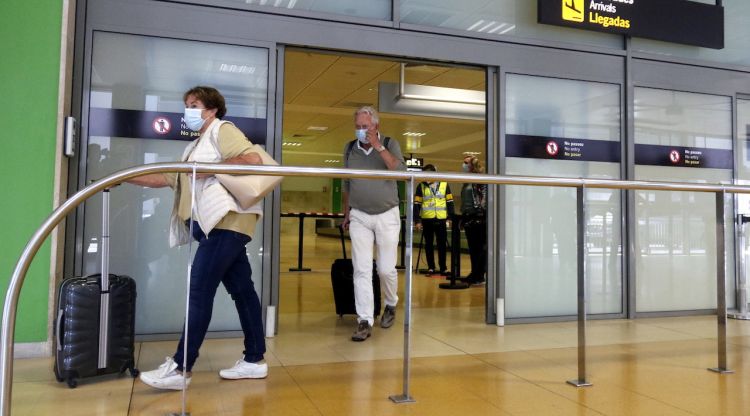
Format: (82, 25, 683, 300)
(0, 2, 62, 342)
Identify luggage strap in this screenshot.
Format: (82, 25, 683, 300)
(338, 224, 348, 260)
(344, 136, 390, 167)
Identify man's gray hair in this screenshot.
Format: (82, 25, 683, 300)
(354, 106, 379, 124)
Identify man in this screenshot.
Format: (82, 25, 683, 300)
(342, 106, 406, 342)
(414, 164, 454, 276)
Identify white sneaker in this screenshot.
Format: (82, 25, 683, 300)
(139, 357, 191, 390)
(219, 359, 268, 380)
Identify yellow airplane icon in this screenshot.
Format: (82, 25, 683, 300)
(562, 0, 584, 22)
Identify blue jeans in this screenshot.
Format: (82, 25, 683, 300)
(173, 222, 266, 372)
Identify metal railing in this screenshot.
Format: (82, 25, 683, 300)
(2, 162, 748, 414)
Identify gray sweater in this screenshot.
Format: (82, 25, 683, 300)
(343, 137, 406, 215)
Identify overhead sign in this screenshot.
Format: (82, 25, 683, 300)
(405, 156, 424, 172)
(88, 108, 267, 144)
(538, 0, 724, 49)
(634, 144, 732, 169)
(506, 134, 621, 163)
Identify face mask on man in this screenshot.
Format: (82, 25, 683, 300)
(184, 108, 205, 132)
(355, 128, 368, 144)
(462, 162, 471, 172)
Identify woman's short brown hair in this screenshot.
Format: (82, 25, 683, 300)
(183, 86, 227, 119)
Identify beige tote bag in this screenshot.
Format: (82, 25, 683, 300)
(216, 144, 283, 209)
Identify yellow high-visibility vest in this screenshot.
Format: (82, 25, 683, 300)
(420, 182, 448, 220)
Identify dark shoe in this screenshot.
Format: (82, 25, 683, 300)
(351, 321, 372, 342)
(380, 305, 396, 328)
(469, 278, 486, 286)
(425, 269, 435, 276)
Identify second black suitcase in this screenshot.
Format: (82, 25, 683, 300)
(54, 188, 138, 388)
(331, 226, 381, 317)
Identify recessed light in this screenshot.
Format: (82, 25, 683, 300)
(283, 142, 302, 147)
(467, 20, 484, 31)
(306, 126, 328, 131)
(402, 132, 426, 137)
(218, 63, 256, 74)
(499, 25, 516, 35)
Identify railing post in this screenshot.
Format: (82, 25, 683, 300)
(709, 190, 733, 374)
(389, 176, 416, 404)
(288, 213, 311, 272)
(567, 185, 592, 387)
(0, 272, 20, 416)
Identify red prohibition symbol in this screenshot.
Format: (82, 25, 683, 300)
(153, 117, 171, 135)
(546, 140, 559, 156)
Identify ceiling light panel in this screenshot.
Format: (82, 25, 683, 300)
(218, 63, 256, 74)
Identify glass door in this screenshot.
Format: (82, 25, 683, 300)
(79, 32, 270, 335)
(504, 74, 623, 319)
(633, 88, 734, 313)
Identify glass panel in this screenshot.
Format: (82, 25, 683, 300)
(736, 99, 750, 311)
(505, 74, 622, 318)
(205, 0, 391, 20)
(632, 0, 750, 66)
(400, 0, 622, 49)
(84, 32, 269, 335)
(634, 88, 734, 312)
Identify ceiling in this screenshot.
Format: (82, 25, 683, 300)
(281, 49, 486, 171)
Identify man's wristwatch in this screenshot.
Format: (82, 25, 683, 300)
(376, 144, 386, 152)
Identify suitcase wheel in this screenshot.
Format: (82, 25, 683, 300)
(53, 365, 64, 383)
(66, 377, 78, 389)
(119, 362, 140, 378)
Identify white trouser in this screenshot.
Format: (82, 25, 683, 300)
(349, 206, 400, 326)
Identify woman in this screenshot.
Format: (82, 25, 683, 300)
(128, 86, 268, 390)
(460, 155, 487, 286)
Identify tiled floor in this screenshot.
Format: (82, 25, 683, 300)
(10, 230, 750, 415)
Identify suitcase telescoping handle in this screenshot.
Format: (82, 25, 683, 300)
(338, 223, 348, 260)
(97, 188, 112, 369)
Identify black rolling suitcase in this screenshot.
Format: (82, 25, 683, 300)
(330, 225, 381, 317)
(54, 188, 138, 388)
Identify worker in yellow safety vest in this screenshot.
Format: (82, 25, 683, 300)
(413, 164, 455, 276)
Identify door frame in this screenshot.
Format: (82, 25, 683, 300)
(71, 0, 636, 330)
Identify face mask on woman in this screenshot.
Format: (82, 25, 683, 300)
(462, 162, 471, 172)
(355, 128, 368, 144)
(184, 108, 206, 132)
